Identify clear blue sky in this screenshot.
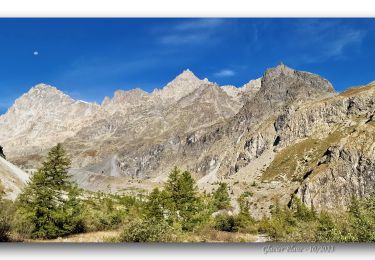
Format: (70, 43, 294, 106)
(1, 18, 375, 114)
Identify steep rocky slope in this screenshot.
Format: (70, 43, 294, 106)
(0, 156, 29, 200)
(240, 81, 375, 217)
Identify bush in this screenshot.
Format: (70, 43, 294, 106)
(315, 211, 349, 242)
(213, 213, 238, 232)
(257, 195, 375, 242)
(346, 196, 375, 242)
(81, 194, 124, 232)
(257, 201, 302, 241)
(11, 208, 35, 239)
(236, 194, 256, 233)
(119, 218, 174, 242)
(0, 198, 15, 242)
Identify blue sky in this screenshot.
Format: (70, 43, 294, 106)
(1, 18, 375, 114)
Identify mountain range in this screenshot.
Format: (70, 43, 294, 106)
(1, 64, 375, 218)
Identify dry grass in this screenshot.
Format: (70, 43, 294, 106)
(339, 83, 375, 97)
(185, 228, 257, 243)
(201, 230, 257, 243)
(83, 150, 98, 157)
(26, 230, 120, 243)
(24, 229, 257, 243)
(261, 127, 352, 182)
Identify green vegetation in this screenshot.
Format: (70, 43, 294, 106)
(119, 218, 174, 242)
(118, 167, 209, 242)
(212, 182, 231, 211)
(258, 195, 375, 242)
(213, 213, 238, 232)
(0, 187, 14, 242)
(212, 193, 255, 234)
(81, 192, 141, 232)
(118, 170, 259, 242)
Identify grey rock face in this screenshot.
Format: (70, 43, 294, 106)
(296, 130, 375, 210)
(270, 82, 375, 211)
(238, 64, 335, 122)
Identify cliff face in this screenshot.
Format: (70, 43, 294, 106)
(2, 64, 375, 217)
(291, 83, 375, 210)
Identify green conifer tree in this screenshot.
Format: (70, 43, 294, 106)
(163, 167, 201, 231)
(212, 182, 231, 211)
(145, 188, 166, 221)
(15, 144, 83, 239)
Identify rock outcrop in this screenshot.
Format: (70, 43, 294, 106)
(0, 145, 5, 159)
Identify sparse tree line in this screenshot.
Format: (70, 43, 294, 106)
(1, 144, 375, 242)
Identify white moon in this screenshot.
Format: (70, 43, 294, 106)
(33, 51, 39, 56)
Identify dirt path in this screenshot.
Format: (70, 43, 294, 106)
(254, 234, 270, 243)
(28, 230, 120, 243)
(26, 230, 268, 243)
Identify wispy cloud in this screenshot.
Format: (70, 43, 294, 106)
(160, 34, 210, 45)
(324, 30, 364, 57)
(290, 19, 367, 64)
(174, 19, 224, 31)
(158, 19, 226, 45)
(214, 69, 236, 77)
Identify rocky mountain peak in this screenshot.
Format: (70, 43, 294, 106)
(259, 64, 335, 103)
(152, 69, 205, 104)
(165, 69, 202, 88)
(31, 83, 57, 90)
(19, 83, 73, 106)
(28, 83, 67, 96)
(174, 69, 199, 81)
(260, 64, 296, 86)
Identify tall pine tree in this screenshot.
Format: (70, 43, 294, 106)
(163, 167, 202, 231)
(15, 144, 83, 239)
(212, 182, 231, 211)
